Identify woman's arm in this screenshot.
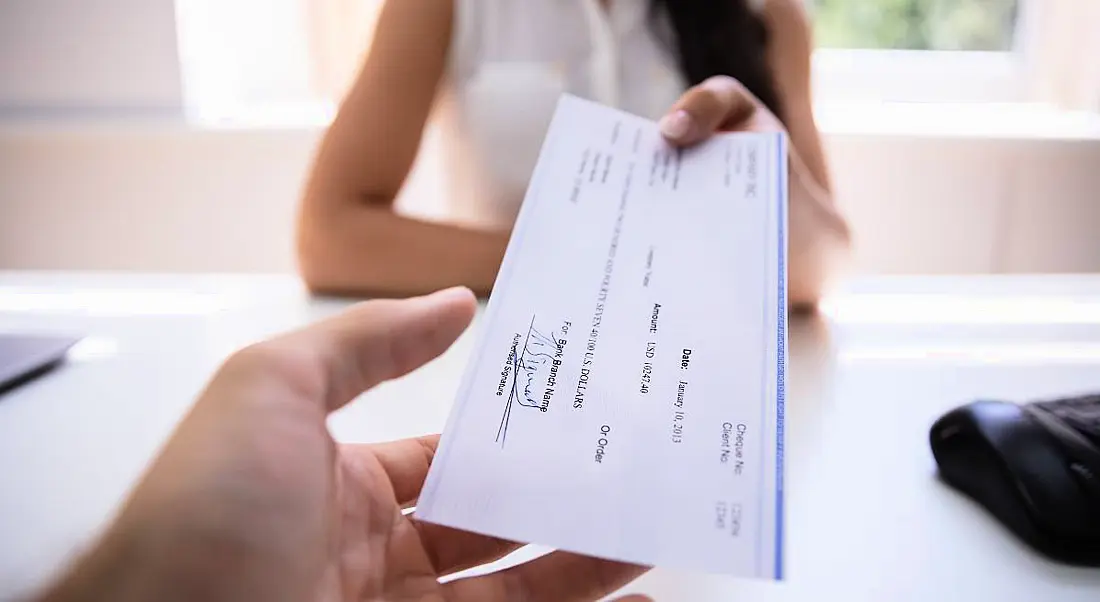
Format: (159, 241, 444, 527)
(297, 0, 510, 297)
(760, 0, 851, 308)
(659, 0, 851, 309)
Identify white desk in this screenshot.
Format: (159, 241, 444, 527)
(2, 272, 1099, 601)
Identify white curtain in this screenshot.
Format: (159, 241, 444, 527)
(1023, 0, 1100, 112)
(304, 0, 382, 102)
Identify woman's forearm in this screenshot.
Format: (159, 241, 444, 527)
(786, 148, 851, 309)
(297, 202, 510, 298)
(296, 153, 847, 306)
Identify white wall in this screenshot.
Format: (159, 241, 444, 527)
(828, 133, 1100, 274)
(0, 0, 183, 115)
(0, 125, 316, 272)
(2, 119, 1099, 275)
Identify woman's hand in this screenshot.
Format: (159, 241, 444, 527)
(659, 75, 851, 310)
(659, 75, 783, 145)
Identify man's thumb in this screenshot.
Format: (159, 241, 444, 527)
(289, 286, 477, 412)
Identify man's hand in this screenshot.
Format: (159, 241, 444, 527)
(39, 287, 650, 602)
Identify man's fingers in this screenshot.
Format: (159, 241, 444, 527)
(266, 287, 476, 412)
(442, 550, 649, 602)
(346, 435, 441, 506)
(659, 75, 757, 145)
(312, 287, 476, 411)
(358, 435, 523, 573)
(411, 521, 522, 576)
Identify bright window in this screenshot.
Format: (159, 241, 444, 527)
(174, 0, 1091, 124)
(810, 0, 1020, 51)
(807, 0, 1028, 104)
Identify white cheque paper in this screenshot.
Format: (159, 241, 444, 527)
(416, 95, 787, 579)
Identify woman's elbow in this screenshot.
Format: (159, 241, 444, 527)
(789, 213, 852, 311)
(296, 217, 338, 294)
(295, 198, 357, 295)
(295, 194, 404, 296)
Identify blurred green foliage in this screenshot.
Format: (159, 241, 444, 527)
(810, 0, 1019, 51)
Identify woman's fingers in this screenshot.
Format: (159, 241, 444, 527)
(659, 75, 759, 146)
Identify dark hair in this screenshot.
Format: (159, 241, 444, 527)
(649, 0, 784, 121)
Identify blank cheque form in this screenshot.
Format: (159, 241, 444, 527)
(416, 94, 788, 579)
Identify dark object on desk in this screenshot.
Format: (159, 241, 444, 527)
(0, 334, 80, 396)
(930, 395, 1100, 567)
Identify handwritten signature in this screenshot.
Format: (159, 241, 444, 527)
(517, 328, 560, 407)
(496, 316, 565, 447)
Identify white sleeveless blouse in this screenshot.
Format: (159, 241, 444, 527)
(430, 0, 691, 229)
